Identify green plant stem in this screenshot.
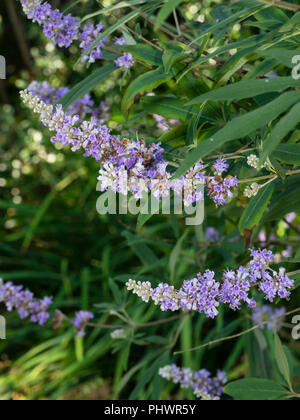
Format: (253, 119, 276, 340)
(258, 0, 300, 11)
(174, 307, 300, 355)
(87, 313, 185, 330)
(239, 169, 300, 184)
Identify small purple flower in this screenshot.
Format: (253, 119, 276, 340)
(80, 23, 106, 63)
(115, 53, 134, 69)
(220, 267, 256, 311)
(206, 227, 220, 242)
(259, 267, 294, 302)
(213, 159, 229, 175)
(179, 271, 220, 319)
(73, 311, 94, 337)
(114, 36, 127, 46)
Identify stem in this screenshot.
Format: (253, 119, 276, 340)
(169, 315, 189, 349)
(206, 147, 257, 161)
(287, 269, 300, 277)
(174, 307, 300, 355)
(87, 313, 185, 330)
(173, 9, 182, 37)
(258, 0, 300, 11)
(239, 169, 300, 184)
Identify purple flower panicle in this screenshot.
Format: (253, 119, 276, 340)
(159, 364, 227, 400)
(126, 249, 294, 318)
(0, 278, 52, 325)
(21, 88, 238, 206)
(20, 1, 106, 62)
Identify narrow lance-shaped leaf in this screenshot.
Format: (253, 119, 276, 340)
(260, 101, 300, 165)
(122, 66, 174, 116)
(155, 0, 185, 29)
(274, 333, 293, 392)
(264, 177, 300, 221)
(59, 64, 116, 109)
(80, 0, 150, 23)
(187, 77, 300, 105)
(169, 230, 189, 283)
(79, 3, 159, 61)
(239, 183, 275, 233)
(224, 378, 288, 401)
(174, 90, 300, 178)
(272, 144, 300, 165)
(122, 44, 163, 67)
(141, 96, 198, 121)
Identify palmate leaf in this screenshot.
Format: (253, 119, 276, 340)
(178, 33, 268, 81)
(174, 90, 300, 178)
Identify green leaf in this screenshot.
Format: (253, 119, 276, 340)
(123, 232, 159, 266)
(141, 96, 196, 121)
(272, 144, 300, 165)
(260, 102, 300, 164)
(191, 5, 262, 44)
(137, 213, 154, 230)
(174, 91, 300, 178)
(79, 4, 158, 61)
(129, 352, 169, 400)
(122, 44, 163, 66)
(258, 49, 300, 69)
(80, 0, 149, 23)
(187, 77, 300, 105)
(279, 12, 300, 32)
(155, 0, 185, 29)
(274, 333, 293, 391)
(169, 230, 189, 283)
(264, 176, 300, 221)
(59, 64, 116, 109)
(162, 48, 187, 74)
(239, 183, 274, 232)
(121, 66, 173, 115)
(224, 378, 287, 401)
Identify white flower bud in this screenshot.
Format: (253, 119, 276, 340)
(244, 183, 261, 198)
